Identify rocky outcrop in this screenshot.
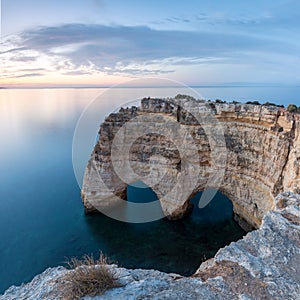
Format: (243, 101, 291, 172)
(82, 97, 300, 229)
(2, 193, 299, 300)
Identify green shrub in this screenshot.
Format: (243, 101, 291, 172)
(246, 101, 261, 105)
(263, 102, 285, 108)
(287, 104, 298, 113)
(264, 102, 276, 106)
(174, 94, 196, 101)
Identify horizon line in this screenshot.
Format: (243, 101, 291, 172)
(1, 83, 300, 89)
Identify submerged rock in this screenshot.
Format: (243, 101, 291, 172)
(1, 193, 299, 300)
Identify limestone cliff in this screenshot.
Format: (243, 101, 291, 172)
(82, 97, 300, 229)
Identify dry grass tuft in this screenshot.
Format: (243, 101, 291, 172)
(60, 253, 121, 300)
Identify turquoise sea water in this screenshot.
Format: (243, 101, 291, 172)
(0, 86, 299, 293)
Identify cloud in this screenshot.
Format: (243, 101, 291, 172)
(62, 70, 91, 76)
(1, 23, 298, 79)
(19, 68, 46, 72)
(165, 17, 191, 24)
(92, 0, 106, 8)
(0, 46, 28, 54)
(194, 13, 271, 27)
(14, 73, 45, 78)
(10, 56, 37, 62)
(23, 24, 284, 57)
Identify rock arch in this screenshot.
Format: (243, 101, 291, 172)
(82, 97, 300, 230)
(126, 180, 160, 203)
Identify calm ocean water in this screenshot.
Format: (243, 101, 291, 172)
(0, 86, 299, 293)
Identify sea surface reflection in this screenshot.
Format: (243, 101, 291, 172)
(2, 86, 294, 293)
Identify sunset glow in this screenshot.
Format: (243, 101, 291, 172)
(1, 0, 300, 87)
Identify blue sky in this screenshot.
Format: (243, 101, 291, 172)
(1, 0, 300, 87)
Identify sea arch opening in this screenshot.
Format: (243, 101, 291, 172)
(184, 185, 258, 232)
(118, 181, 247, 275)
(126, 180, 161, 204)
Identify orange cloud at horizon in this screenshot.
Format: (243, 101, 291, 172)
(0, 72, 133, 88)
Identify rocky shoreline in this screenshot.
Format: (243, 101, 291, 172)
(1, 192, 299, 299)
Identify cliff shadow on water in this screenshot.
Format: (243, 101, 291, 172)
(83, 181, 246, 276)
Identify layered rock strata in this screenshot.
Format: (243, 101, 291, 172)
(2, 193, 299, 299)
(82, 97, 300, 229)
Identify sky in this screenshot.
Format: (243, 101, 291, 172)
(1, 0, 300, 87)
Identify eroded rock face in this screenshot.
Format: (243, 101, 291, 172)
(2, 193, 299, 300)
(82, 97, 300, 229)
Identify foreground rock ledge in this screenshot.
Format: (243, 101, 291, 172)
(2, 193, 299, 300)
(82, 97, 300, 230)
